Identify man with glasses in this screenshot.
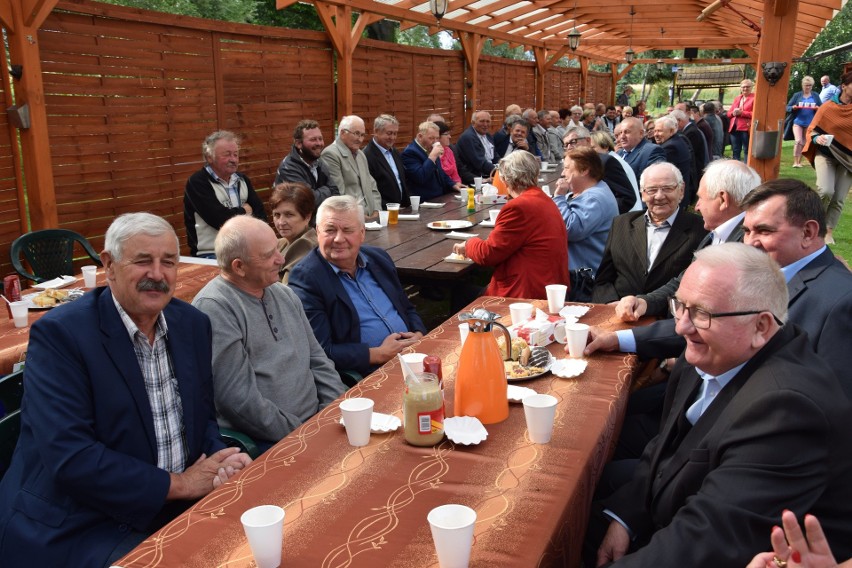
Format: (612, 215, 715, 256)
(321, 115, 382, 216)
(586, 243, 852, 565)
(562, 126, 637, 213)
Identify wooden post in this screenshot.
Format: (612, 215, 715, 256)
(459, 32, 484, 124)
(579, 57, 589, 105)
(748, 0, 799, 181)
(533, 46, 568, 109)
(611, 63, 619, 105)
(4, 0, 61, 230)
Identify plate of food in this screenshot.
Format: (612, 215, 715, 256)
(23, 289, 84, 310)
(498, 337, 553, 381)
(444, 253, 474, 264)
(428, 220, 474, 231)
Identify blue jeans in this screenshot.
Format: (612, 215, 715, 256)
(730, 130, 750, 162)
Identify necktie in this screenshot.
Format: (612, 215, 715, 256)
(685, 377, 721, 425)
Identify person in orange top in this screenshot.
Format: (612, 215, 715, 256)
(728, 79, 755, 162)
(452, 151, 569, 300)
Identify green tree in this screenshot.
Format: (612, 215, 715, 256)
(98, 0, 256, 22)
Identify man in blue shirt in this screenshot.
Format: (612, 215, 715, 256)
(289, 195, 428, 377)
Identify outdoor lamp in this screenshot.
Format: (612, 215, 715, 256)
(656, 58, 665, 71)
(430, 0, 448, 22)
(625, 48, 635, 64)
(568, 28, 581, 51)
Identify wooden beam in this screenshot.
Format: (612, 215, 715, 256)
(631, 58, 754, 65)
(0, 1, 14, 31)
(578, 36, 757, 46)
(579, 57, 589, 104)
(748, 0, 799, 180)
(0, 36, 28, 235)
(21, 0, 58, 29)
(616, 62, 636, 82)
(459, 32, 485, 124)
(610, 63, 619, 105)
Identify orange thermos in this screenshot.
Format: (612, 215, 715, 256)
(454, 309, 510, 424)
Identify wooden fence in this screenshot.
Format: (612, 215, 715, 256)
(0, 0, 610, 276)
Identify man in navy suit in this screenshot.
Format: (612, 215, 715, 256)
(363, 114, 411, 208)
(616, 117, 665, 182)
(0, 213, 251, 567)
(653, 115, 694, 206)
(289, 196, 428, 377)
(455, 110, 498, 179)
(401, 121, 462, 200)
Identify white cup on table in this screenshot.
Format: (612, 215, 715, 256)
(81, 265, 98, 288)
(410, 195, 421, 212)
(339, 398, 374, 446)
(523, 394, 558, 443)
(240, 505, 285, 568)
(565, 323, 590, 358)
(509, 302, 533, 324)
(428, 504, 477, 568)
(488, 209, 500, 223)
(401, 352, 427, 374)
(10, 301, 28, 328)
(474, 177, 483, 192)
(378, 210, 389, 227)
(545, 284, 567, 314)
(458, 322, 470, 345)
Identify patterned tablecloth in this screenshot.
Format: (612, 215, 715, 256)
(119, 297, 648, 568)
(0, 262, 219, 375)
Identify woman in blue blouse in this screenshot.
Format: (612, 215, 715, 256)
(786, 76, 822, 168)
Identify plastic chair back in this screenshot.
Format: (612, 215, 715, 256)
(11, 229, 101, 284)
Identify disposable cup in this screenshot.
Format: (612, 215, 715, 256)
(379, 210, 389, 227)
(553, 323, 567, 344)
(387, 203, 400, 225)
(523, 394, 558, 443)
(401, 352, 428, 374)
(81, 265, 98, 288)
(489, 209, 500, 223)
(339, 398, 374, 446)
(509, 302, 534, 325)
(410, 195, 421, 212)
(10, 301, 28, 328)
(240, 505, 285, 568)
(545, 284, 567, 314)
(474, 177, 483, 192)
(822, 134, 834, 146)
(565, 323, 590, 358)
(542, 184, 551, 197)
(458, 322, 470, 345)
(428, 504, 477, 568)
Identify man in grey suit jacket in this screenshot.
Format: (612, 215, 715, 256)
(320, 115, 382, 215)
(588, 244, 852, 566)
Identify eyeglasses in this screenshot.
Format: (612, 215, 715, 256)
(669, 297, 782, 329)
(343, 129, 365, 138)
(642, 185, 680, 196)
(563, 137, 588, 148)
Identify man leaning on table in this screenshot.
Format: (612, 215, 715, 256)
(289, 195, 427, 379)
(584, 243, 852, 566)
(401, 120, 463, 200)
(192, 216, 345, 451)
(0, 213, 251, 567)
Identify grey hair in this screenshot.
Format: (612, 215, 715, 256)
(801, 75, 815, 86)
(693, 243, 788, 322)
(417, 121, 439, 136)
(202, 130, 239, 162)
(570, 105, 583, 114)
(537, 110, 550, 120)
(670, 109, 688, 123)
(471, 110, 491, 123)
(497, 151, 540, 191)
(702, 159, 762, 205)
(590, 130, 615, 151)
(373, 114, 399, 132)
(317, 195, 365, 228)
(505, 115, 529, 131)
(215, 215, 268, 273)
(640, 162, 683, 189)
(104, 213, 178, 262)
(338, 115, 363, 136)
(656, 115, 678, 133)
(565, 125, 591, 140)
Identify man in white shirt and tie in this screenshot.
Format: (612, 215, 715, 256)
(362, 114, 412, 209)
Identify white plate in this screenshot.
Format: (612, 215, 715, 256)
(339, 412, 401, 433)
(365, 222, 382, 231)
(559, 305, 591, 319)
(22, 289, 84, 310)
(428, 220, 474, 231)
(551, 358, 588, 378)
(32, 276, 76, 290)
(420, 202, 446, 208)
(444, 255, 474, 264)
(479, 220, 496, 228)
(446, 231, 477, 240)
(507, 385, 537, 403)
(505, 353, 553, 381)
(444, 416, 488, 445)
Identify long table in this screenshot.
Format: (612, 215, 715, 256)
(119, 297, 647, 568)
(368, 168, 563, 281)
(0, 260, 219, 375)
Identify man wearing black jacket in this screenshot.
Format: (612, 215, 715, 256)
(274, 119, 339, 209)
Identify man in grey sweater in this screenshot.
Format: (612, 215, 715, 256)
(193, 216, 346, 449)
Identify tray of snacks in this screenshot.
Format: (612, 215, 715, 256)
(23, 289, 84, 310)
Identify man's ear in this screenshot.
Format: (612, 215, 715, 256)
(100, 251, 114, 281)
(751, 312, 778, 350)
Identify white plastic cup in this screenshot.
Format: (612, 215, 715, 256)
(81, 265, 98, 288)
(542, 184, 551, 197)
(565, 323, 590, 358)
(401, 352, 427, 374)
(474, 177, 483, 192)
(410, 195, 421, 212)
(489, 209, 500, 223)
(378, 210, 389, 227)
(553, 323, 567, 344)
(240, 505, 285, 568)
(10, 301, 28, 328)
(339, 398, 374, 446)
(458, 322, 470, 345)
(523, 394, 558, 443)
(509, 302, 534, 324)
(545, 284, 567, 314)
(428, 504, 477, 568)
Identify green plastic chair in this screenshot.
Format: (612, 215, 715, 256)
(11, 229, 102, 284)
(219, 427, 262, 460)
(0, 369, 24, 420)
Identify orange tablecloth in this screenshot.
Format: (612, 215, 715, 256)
(120, 297, 647, 568)
(0, 262, 219, 375)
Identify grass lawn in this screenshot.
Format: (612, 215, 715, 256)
(776, 140, 850, 263)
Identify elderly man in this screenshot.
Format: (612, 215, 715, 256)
(566, 126, 637, 213)
(401, 121, 463, 200)
(672, 108, 708, 205)
(550, 109, 566, 141)
(192, 216, 345, 448)
(587, 243, 852, 565)
(362, 114, 411, 209)
(616, 85, 633, 107)
(702, 102, 724, 159)
(274, 119, 339, 208)
(494, 115, 531, 157)
(289, 196, 428, 378)
(616, 117, 666, 182)
(819, 75, 840, 104)
(0, 213, 250, 566)
(456, 110, 498, 179)
(321, 115, 382, 216)
(184, 130, 267, 257)
(653, 115, 694, 203)
(592, 163, 706, 304)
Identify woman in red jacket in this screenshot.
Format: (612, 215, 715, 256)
(728, 79, 755, 162)
(452, 151, 569, 300)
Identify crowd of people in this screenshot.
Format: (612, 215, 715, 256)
(1, 71, 850, 567)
